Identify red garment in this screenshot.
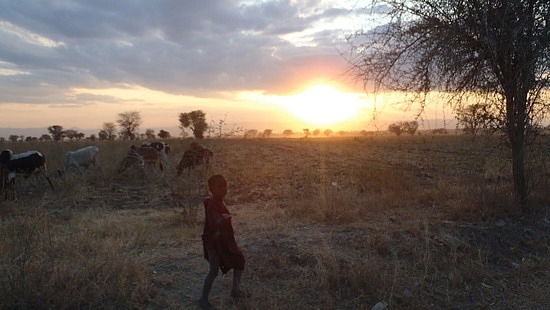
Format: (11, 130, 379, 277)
(202, 197, 245, 274)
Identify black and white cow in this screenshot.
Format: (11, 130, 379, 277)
(142, 142, 170, 171)
(0, 149, 54, 192)
(60, 145, 101, 174)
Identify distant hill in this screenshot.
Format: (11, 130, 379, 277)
(0, 127, 60, 139)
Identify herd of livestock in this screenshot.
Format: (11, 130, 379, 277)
(0, 141, 214, 201)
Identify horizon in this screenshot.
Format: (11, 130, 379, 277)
(0, 116, 459, 140)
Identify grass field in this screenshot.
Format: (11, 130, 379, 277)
(1, 135, 549, 309)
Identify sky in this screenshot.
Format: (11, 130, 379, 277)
(0, 0, 446, 138)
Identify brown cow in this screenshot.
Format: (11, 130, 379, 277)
(117, 145, 152, 174)
(135, 146, 163, 171)
(176, 142, 213, 176)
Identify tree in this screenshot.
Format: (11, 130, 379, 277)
(282, 129, 293, 137)
(312, 129, 321, 137)
(158, 129, 171, 139)
(403, 121, 419, 135)
(303, 128, 311, 138)
(98, 131, 108, 140)
(388, 122, 404, 136)
(179, 110, 208, 139)
(48, 125, 65, 141)
(8, 135, 19, 142)
(145, 129, 156, 139)
(348, 0, 550, 207)
(455, 103, 496, 138)
(117, 111, 142, 140)
(39, 134, 52, 142)
(64, 129, 84, 141)
(262, 129, 273, 138)
(245, 129, 258, 138)
(102, 122, 117, 140)
(323, 129, 333, 137)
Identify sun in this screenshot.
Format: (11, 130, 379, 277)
(283, 84, 364, 126)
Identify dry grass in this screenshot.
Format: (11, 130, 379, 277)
(1, 135, 549, 309)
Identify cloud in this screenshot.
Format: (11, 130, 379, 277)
(0, 0, 372, 105)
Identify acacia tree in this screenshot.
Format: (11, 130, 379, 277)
(179, 110, 208, 139)
(117, 111, 142, 140)
(145, 129, 156, 139)
(48, 125, 65, 141)
(348, 0, 550, 208)
(158, 129, 171, 139)
(388, 122, 404, 136)
(100, 122, 117, 141)
(455, 103, 496, 138)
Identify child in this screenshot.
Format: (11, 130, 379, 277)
(198, 175, 248, 309)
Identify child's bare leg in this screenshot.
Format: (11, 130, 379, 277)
(198, 250, 220, 309)
(231, 269, 249, 298)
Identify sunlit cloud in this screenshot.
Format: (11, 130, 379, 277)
(0, 20, 64, 47)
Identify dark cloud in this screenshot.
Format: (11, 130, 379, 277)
(0, 0, 371, 104)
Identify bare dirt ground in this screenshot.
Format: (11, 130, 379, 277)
(1, 136, 549, 309)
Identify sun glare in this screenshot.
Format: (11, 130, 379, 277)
(283, 85, 364, 126)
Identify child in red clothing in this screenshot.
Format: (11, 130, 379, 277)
(198, 175, 248, 310)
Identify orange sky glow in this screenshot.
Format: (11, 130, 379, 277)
(0, 1, 457, 138)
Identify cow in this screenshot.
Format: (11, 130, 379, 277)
(117, 145, 145, 175)
(117, 145, 162, 175)
(176, 142, 213, 176)
(176, 142, 213, 196)
(136, 146, 162, 170)
(0, 164, 16, 200)
(142, 141, 170, 170)
(59, 146, 101, 175)
(0, 149, 54, 192)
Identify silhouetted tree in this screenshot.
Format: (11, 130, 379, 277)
(39, 134, 52, 142)
(98, 131, 108, 140)
(48, 125, 65, 141)
(348, 0, 550, 207)
(179, 110, 208, 139)
(102, 122, 117, 140)
(158, 129, 171, 139)
(117, 111, 142, 140)
(388, 122, 404, 136)
(262, 129, 273, 138)
(312, 129, 320, 137)
(403, 121, 419, 136)
(282, 129, 293, 137)
(64, 129, 84, 141)
(245, 129, 258, 138)
(388, 121, 418, 136)
(455, 103, 496, 139)
(8, 135, 19, 142)
(145, 129, 155, 139)
(323, 129, 332, 137)
(303, 129, 310, 138)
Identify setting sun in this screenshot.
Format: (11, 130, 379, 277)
(282, 85, 365, 126)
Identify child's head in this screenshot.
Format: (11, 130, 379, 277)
(208, 174, 227, 199)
